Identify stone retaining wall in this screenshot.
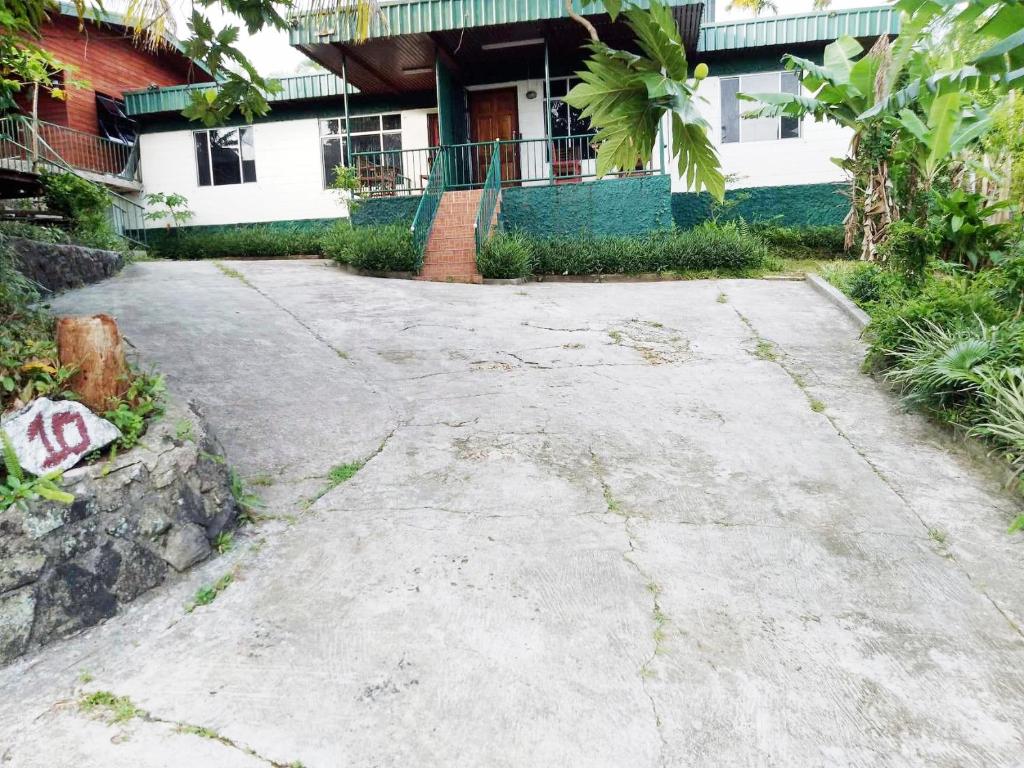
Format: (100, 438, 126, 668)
(6, 236, 124, 294)
(0, 398, 237, 665)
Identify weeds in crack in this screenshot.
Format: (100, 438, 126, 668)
(754, 339, 778, 362)
(213, 262, 254, 288)
(717, 292, 728, 304)
(186, 572, 234, 613)
(305, 427, 397, 508)
(77, 690, 303, 767)
(810, 399, 827, 413)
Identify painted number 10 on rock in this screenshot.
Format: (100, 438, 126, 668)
(1, 398, 122, 476)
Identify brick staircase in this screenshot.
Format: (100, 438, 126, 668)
(419, 189, 484, 284)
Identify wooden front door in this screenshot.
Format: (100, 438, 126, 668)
(468, 87, 520, 184)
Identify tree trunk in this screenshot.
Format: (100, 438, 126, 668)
(56, 315, 129, 413)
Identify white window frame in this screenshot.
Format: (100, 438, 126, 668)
(320, 113, 403, 188)
(721, 71, 802, 144)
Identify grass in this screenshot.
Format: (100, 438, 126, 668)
(79, 691, 143, 723)
(214, 261, 254, 288)
(230, 469, 265, 525)
(754, 339, 779, 362)
(810, 399, 827, 413)
(929, 527, 948, 545)
(175, 419, 194, 443)
(327, 462, 363, 487)
(186, 572, 233, 613)
(214, 531, 234, 554)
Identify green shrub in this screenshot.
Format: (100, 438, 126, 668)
(0, 221, 70, 244)
(842, 263, 907, 307)
(526, 222, 767, 276)
(867, 272, 1012, 367)
(40, 172, 122, 250)
(750, 222, 848, 258)
(659, 221, 768, 272)
(477, 231, 534, 279)
(323, 223, 418, 272)
(876, 220, 935, 282)
(150, 224, 330, 260)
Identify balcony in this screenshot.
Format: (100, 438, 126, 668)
(0, 115, 140, 193)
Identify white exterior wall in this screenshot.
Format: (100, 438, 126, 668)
(139, 109, 434, 228)
(137, 70, 852, 228)
(669, 74, 852, 192)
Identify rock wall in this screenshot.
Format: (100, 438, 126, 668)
(6, 236, 124, 294)
(0, 398, 236, 665)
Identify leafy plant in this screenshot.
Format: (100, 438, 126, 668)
(229, 469, 264, 525)
(875, 220, 935, 283)
(477, 232, 534, 279)
(144, 192, 194, 230)
(79, 691, 143, 723)
(567, 0, 724, 198)
(102, 371, 166, 451)
(930, 190, 1012, 270)
(214, 531, 234, 554)
(1, 430, 74, 512)
(973, 369, 1024, 479)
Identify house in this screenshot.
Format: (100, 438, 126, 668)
(124, 1, 899, 279)
(1, 1, 212, 230)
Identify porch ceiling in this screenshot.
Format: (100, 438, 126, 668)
(293, 2, 705, 95)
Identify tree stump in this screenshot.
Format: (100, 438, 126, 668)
(56, 314, 129, 413)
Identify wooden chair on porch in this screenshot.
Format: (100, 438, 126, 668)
(356, 156, 399, 197)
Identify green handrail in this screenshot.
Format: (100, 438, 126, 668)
(410, 149, 447, 268)
(475, 141, 502, 256)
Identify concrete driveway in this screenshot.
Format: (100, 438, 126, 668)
(2, 260, 1023, 767)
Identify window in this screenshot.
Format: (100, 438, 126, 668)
(545, 77, 595, 159)
(720, 71, 801, 144)
(194, 127, 256, 186)
(320, 113, 403, 187)
(96, 94, 136, 146)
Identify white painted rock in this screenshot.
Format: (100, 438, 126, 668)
(1, 398, 121, 476)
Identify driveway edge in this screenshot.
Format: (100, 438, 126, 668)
(806, 273, 870, 330)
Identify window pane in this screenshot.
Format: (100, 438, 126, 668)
(194, 132, 211, 186)
(568, 105, 591, 137)
(322, 137, 342, 187)
(209, 128, 242, 185)
(548, 78, 567, 98)
(780, 72, 800, 139)
(382, 132, 403, 152)
(321, 118, 344, 136)
(382, 114, 401, 131)
(351, 133, 382, 155)
(382, 132, 403, 174)
(739, 73, 779, 142)
(349, 115, 379, 133)
(549, 101, 569, 137)
(240, 127, 256, 183)
(720, 78, 740, 144)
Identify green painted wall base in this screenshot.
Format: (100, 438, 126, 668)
(501, 175, 672, 237)
(671, 182, 848, 228)
(352, 196, 421, 227)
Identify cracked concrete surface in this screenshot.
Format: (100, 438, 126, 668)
(2, 259, 1023, 767)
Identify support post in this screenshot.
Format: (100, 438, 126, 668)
(544, 39, 554, 185)
(658, 114, 667, 175)
(342, 55, 352, 166)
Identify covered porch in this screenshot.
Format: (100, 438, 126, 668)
(291, 0, 707, 197)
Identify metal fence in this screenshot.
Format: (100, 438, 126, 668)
(0, 115, 138, 181)
(475, 141, 503, 254)
(350, 135, 662, 198)
(410, 151, 446, 263)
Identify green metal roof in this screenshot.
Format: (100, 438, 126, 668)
(289, 0, 701, 46)
(123, 73, 353, 116)
(697, 5, 899, 52)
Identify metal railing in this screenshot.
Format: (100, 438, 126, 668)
(0, 115, 138, 181)
(475, 141, 502, 255)
(0, 115, 146, 246)
(410, 151, 446, 264)
(349, 135, 662, 198)
(349, 147, 438, 196)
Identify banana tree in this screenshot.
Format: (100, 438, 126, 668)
(565, 0, 725, 199)
(739, 34, 897, 258)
